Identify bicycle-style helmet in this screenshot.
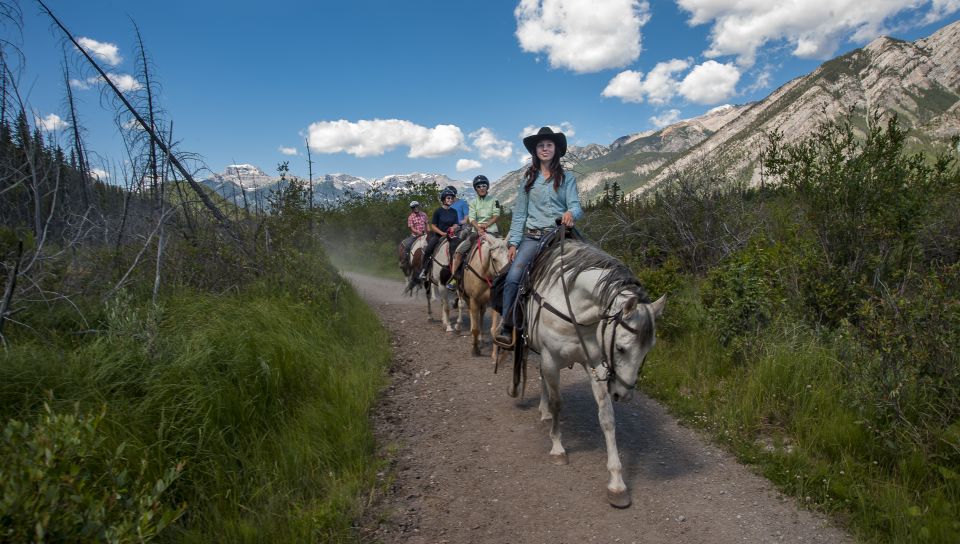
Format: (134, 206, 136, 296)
(472, 175, 489, 190)
(439, 188, 456, 201)
(444, 185, 458, 196)
(409, 200, 420, 208)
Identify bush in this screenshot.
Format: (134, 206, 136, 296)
(0, 405, 184, 543)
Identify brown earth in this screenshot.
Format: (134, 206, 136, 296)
(347, 272, 852, 544)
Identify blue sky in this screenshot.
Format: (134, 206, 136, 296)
(15, 0, 960, 183)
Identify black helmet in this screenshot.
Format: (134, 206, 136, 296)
(444, 185, 458, 196)
(439, 188, 456, 201)
(472, 175, 489, 190)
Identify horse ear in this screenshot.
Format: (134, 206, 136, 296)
(649, 294, 666, 319)
(622, 295, 638, 318)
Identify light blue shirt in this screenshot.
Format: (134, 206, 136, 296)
(451, 199, 469, 223)
(507, 172, 583, 247)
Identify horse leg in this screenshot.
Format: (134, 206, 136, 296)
(469, 300, 481, 356)
(440, 291, 454, 332)
(425, 283, 433, 320)
(539, 355, 567, 465)
(587, 373, 631, 508)
(454, 292, 464, 333)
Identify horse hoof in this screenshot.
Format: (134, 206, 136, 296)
(550, 452, 568, 466)
(607, 489, 631, 509)
(472, 346, 481, 357)
(507, 386, 519, 398)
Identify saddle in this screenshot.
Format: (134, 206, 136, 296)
(493, 225, 584, 350)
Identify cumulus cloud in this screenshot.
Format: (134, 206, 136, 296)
(515, 0, 651, 73)
(470, 128, 513, 160)
(676, 0, 959, 66)
(69, 77, 95, 90)
(307, 119, 465, 159)
(36, 113, 68, 131)
(519, 121, 576, 139)
(90, 168, 109, 180)
(649, 109, 682, 128)
(678, 60, 740, 104)
(278, 146, 298, 156)
(104, 73, 142, 92)
(77, 37, 122, 66)
(602, 58, 690, 104)
(456, 159, 483, 172)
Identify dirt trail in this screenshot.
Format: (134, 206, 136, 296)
(347, 272, 851, 544)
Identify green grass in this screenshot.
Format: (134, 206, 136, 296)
(0, 253, 392, 542)
(640, 289, 960, 543)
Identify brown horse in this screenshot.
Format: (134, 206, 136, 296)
(459, 234, 510, 358)
(399, 235, 432, 318)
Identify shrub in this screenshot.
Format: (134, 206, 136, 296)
(0, 404, 184, 543)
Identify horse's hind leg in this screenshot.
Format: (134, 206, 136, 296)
(588, 374, 631, 508)
(539, 355, 567, 465)
(470, 302, 482, 356)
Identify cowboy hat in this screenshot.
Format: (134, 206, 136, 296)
(523, 126, 567, 158)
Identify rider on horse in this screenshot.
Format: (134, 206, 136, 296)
(447, 174, 502, 291)
(417, 188, 462, 281)
(494, 126, 583, 346)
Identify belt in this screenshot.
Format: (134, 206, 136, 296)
(526, 227, 553, 237)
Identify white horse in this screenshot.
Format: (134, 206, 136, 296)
(400, 235, 433, 318)
(425, 236, 464, 333)
(511, 236, 665, 508)
(460, 234, 510, 358)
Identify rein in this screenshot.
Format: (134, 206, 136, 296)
(464, 235, 502, 287)
(532, 228, 644, 391)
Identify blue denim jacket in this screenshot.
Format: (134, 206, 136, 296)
(507, 172, 583, 247)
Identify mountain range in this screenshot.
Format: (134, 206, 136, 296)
(201, 165, 476, 210)
(491, 19, 960, 206)
(205, 20, 959, 213)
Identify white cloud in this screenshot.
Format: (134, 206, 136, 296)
(520, 122, 576, 139)
(307, 119, 465, 158)
(649, 109, 682, 128)
(602, 58, 690, 104)
(36, 113, 68, 131)
(678, 60, 740, 104)
(69, 78, 94, 90)
(469, 128, 513, 160)
(278, 146, 298, 156)
(515, 0, 651, 73)
(77, 37, 122, 66)
(456, 159, 483, 172)
(90, 168, 109, 180)
(676, 0, 959, 66)
(104, 73, 142, 92)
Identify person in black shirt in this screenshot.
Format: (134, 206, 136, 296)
(418, 188, 462, 280)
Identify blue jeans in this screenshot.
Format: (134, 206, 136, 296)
(501, 236, 541, 327)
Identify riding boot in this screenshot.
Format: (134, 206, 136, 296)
(493, 324, 514, 347)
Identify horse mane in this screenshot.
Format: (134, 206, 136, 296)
(531, 239, 650, 311)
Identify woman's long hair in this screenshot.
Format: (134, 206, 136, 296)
(523, 151, 565, 193)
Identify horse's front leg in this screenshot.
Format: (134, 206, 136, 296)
(539, 355, 567, 465)
(454, 292, 464, 332)
(425, 283, 433, 320)
(469, 300, 481, 356)
(440, 290, 453, 332)
(587, 372, 631, 508)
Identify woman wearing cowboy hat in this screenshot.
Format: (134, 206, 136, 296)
(494, 126, 583, 346)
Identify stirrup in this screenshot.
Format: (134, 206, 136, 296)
(493, 328, 516, 350)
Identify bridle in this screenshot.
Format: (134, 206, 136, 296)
(464, 234, 505, 287)
(529, 227, 650, 391)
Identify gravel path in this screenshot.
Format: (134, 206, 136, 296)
(347, 271, 852, 544)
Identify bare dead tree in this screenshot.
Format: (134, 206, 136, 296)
(0, 240, 22, 347)
(37, 0, 249, 257)
(62, 56, 90, 209)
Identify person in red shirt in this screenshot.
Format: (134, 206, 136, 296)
(402, 201, 428, 262)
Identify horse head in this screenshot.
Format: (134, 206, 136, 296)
(482, 235, 511, 277)
(600, 292, 666, 402)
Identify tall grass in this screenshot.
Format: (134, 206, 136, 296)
(0, 253, 392, 542)
(641, 287, 960, 543)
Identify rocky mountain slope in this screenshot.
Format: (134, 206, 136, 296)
(491, 19, 960, 207)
